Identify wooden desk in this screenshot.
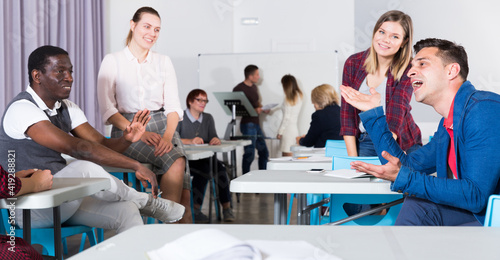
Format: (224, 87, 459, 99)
(230, 170, 395, 225)
(71, 224, 500, 260)
(0, 178, 110, 260)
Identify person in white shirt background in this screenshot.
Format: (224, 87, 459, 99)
(276, 74, 303, 156)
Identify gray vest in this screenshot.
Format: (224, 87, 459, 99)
(0, 92, 72, 174)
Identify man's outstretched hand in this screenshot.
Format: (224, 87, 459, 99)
(350, 151, 401, 182)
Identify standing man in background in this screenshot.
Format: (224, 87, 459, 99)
(233, 65, 269, 174)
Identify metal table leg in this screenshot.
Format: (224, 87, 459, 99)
(274, 193, 287, 225)
(53, 206, 62, 259)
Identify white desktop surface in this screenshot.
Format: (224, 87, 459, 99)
(267, 159, 332, 171)
(183, 143, 236, 153)
(184, 150, 214, 160)
(71, 224, 500, 260)
(230, 170, 396, 195)
(221, 139, 252, 147)
(0, 178, 110, 209)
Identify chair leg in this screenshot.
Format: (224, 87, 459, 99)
(287, 194, 295, 225)
(79, 233, 87, 252)
(63, 237, 69, 255)
(79, 229, 98, 252)
(97, 228, 104, 243)
(190, 185, 196, 223)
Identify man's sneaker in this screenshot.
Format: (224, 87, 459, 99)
(139, 194, 185, 223)
(223, 208, 236, 222)
(194, 209, 209, 223)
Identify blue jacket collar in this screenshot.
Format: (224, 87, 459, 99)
(453, 81, 477, 135)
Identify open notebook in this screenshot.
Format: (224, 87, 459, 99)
(146, 228, 341, 260)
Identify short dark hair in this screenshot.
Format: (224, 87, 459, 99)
(414, 38, 469, 81)
(186, 89, 207, 109)
(28, 45, 68, 85)
(244, 64, 258, 79)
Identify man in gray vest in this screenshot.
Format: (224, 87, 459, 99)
(0, 45, 184, 232)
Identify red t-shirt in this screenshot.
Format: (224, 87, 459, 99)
(443, 99, 457, 179)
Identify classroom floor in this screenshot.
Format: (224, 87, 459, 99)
(55, 191, 296, 259)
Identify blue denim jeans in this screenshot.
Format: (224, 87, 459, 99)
(396, 197, 481, 226)
(358, 132, 422, 157)
(240, 122, 269, 174)
(357, 132, 377, 156)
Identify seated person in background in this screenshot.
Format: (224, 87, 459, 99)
(177, 89, 235, 222)
(0, 45, 184, 234)
(0, 165, 52, 260)
(296, 84, 342, 148)
(341, 38, 500, 226)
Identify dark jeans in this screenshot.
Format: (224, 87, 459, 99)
(240, 122, 269, 174)
(395, 197, 481, 226)
(189, 158, 231, 206)
(358, 132, 377, 156)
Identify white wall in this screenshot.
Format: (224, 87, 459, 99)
(104, 0, 354, 138)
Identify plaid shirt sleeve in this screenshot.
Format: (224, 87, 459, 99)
(0, 165, 21, 198)
(340, 51, 368, 137)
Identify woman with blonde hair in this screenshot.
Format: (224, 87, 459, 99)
(277, 74, 303, 156)
(340, 10, 421, 157)
(296, 84, 342, 148)
(97, 6, 191, 222)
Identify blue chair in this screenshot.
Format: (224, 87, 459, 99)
(307, 142, 347, 224)
(1, 209, 97, 257)
(327, 155, 403, 225)
(325, 139, 345, 148)
(325, 140, 347, 157)
(287, 143, 348, 225)
(484, 194, 500, 227)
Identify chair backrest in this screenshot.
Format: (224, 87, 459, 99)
(329, 155, 401, 226)
(484, 194, 500, 227)
(325, 146, 348, 157)
(332, 155, 381, 170)
(325, 139, 345, 147)
(325, 140, 346, 157)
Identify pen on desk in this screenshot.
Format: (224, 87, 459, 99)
(295, 156, 309, 159)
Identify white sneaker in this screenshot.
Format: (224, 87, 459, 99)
(139, 194, 185, 223)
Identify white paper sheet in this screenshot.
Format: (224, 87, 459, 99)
(323, 169, 370, 179)
(146, 229, 342, 260)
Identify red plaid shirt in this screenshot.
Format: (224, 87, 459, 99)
(0, 165, 21, 198)
(340, 49, 422, 151)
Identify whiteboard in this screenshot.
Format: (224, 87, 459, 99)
(198, 52, 341, 138)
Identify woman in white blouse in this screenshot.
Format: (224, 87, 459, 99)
(97, 7, 191, 222)
(276, 74, 303, 156)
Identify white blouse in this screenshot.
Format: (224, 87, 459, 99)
(97, 47, 183, 124)
(277, 97, 303, 135)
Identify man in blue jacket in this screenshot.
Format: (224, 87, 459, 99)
(340, 38, 500, 226)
